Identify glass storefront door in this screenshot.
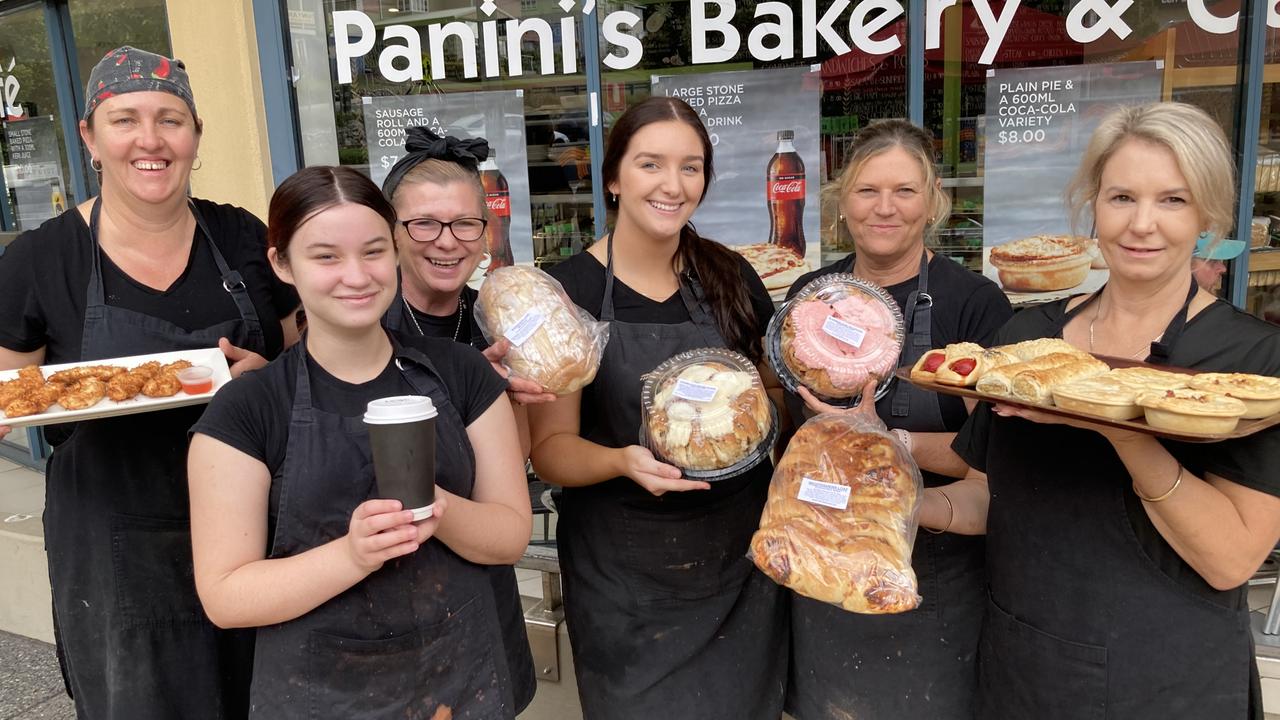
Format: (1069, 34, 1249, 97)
(0, 0, 171, 467)
(0, 1, 80, 232)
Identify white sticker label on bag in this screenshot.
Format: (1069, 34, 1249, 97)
(673, 378, 718, 402)
(821, 316, 867, 348)
(797, 477, 851, 510)
(504, 310, 546, 347)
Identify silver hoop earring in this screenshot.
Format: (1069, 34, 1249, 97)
(192, 156, 203, 171)
(478, 252, 493, 271)
(90, 157, 102, 172)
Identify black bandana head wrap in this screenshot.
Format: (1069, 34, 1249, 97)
(83, 46, 197, 122)
(381, 126, 491, 199)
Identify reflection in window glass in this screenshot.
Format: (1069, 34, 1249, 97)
(69, 0, 172, 92)
(925, 0, 1241, 276)
(289, 0, 592, 268)
(596, 0, 908, 266)
(1251, 27, 1280, 324)
(0, 3, 77, 226)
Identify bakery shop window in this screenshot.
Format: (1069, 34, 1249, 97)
(594, 0, 907, 297)
(282, 0, 594, 268)
(1247, 29, 1280, 325)
(924, 0, 1247, 306)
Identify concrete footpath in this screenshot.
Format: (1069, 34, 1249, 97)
(0, 630, 73, 719)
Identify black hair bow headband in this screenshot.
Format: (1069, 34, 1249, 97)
(382, 126, 492, 198)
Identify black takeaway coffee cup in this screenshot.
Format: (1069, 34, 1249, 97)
(364, 396, 438, 520)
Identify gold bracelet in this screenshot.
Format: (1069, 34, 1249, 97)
(924, 488, 953, 534)
(1135, 464, 1185, 503)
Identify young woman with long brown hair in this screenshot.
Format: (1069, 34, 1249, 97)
(528, 97, 786, 719)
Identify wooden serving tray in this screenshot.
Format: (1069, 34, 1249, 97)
(895, 356, 1280, 443)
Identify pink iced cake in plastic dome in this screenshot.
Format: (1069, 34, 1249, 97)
(778, 276, 904, 399)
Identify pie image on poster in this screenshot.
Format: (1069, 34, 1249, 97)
(989, 235, 1093, 292)
(1078, 237, 1108, 269)
(733, 243, 811, 291)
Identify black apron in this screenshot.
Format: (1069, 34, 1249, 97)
(248, 338, 514, 719)
(555, 236, 788, 719)
(381, 288, 537, 714)
(978, 278, 1255, 719)
(788, 251, 985, 719)
(45, 198, 265, 719)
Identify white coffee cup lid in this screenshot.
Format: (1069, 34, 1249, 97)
(363, 395, 437, 424)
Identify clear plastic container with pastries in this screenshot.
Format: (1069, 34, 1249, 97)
(475, 265, 610, 395)
(639, 348, 778, 480)
(766, 274, 906, 405)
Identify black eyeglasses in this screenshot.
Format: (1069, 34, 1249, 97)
(398, 217, 488, 243)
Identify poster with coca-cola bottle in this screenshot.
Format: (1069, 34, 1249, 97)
(478, 156, 514, 271)
(361, 89, 532, 281)
(652, 67, 821, 300)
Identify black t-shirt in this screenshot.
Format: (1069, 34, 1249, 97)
(403, 285, 487, 350)
(549, 249, 775, 345)
(953, 298, 1280, 601)
(548, 246, 776, 504)
(192, 332, 508, 478)
(0, 199, 299, 362)
(785, 252, 1013, 431)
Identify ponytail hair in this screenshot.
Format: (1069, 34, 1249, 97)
(603, 97, 763, 363)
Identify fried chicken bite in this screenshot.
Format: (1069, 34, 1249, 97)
(59, 378, 108, 410)
(49, 365, 126, 384)
(3, 383, 64, 417)
(141, 372, 182, 398)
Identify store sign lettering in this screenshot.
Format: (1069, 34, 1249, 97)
(1, 58, 22, 119)
(331, 0, 1280, 85)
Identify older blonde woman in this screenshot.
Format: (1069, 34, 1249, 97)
(785, 119, 1012, 719)
(952, 102, 1280, 718)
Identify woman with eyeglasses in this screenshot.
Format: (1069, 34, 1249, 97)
(378, 128, 552, 714)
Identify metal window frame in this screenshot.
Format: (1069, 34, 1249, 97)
(0, 0, 80, 468)
(1226, 0, 1267, 310)
(253, 0, 302, 187)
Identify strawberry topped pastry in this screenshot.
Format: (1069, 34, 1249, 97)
(769, 275, 905, 400)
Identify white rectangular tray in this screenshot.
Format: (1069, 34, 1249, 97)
(0, 347, 231, 428)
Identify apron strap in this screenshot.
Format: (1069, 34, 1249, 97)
(602, 230, 723, 347)
(677, 269, 726, 348)
(890, 251, 933, 418)
(1148, 277, 1200, 365)
(602, 233, 619, 322)
(88, 197, 251, 306)
(86, 197, 109, 307)
(1049, 278, 1197, 365)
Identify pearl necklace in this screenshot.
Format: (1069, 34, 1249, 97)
(403, 293, 464, 342)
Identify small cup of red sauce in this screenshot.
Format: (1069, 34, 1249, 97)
(177, 366, 215, 394)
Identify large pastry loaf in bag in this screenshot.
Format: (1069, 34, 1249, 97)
(475, 266, 609, 395)
(750, 413, 923, 614)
